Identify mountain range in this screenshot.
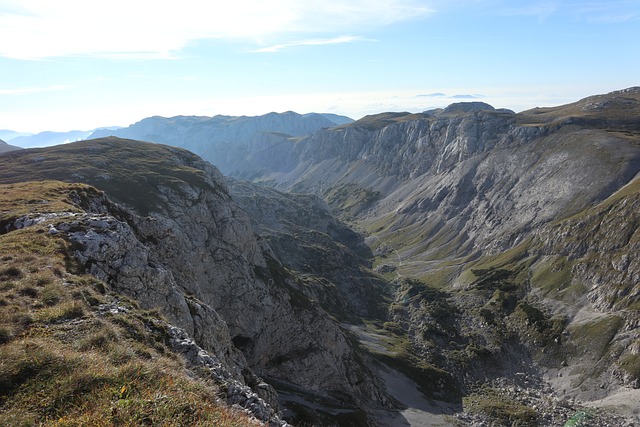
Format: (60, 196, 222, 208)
(89, 111, 353, 177)
(0, 88, 638, 426)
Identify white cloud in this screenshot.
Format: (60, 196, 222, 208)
(253, 35, 368, 53)
(0, 0, 432, 60)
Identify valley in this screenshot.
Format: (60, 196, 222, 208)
(1, 87, 639, 426)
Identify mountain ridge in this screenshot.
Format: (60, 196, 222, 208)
(0, 138, 21, 153)
(1, 88, 639, 425)
(88, 111, 353, 178)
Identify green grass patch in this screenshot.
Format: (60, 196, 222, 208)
(463, 387, 538, 426)
(324, 183, 381, 216)
(530, 256, 574, 298)
(568, 315, 623, 363)
(0, 182, 258, 427)
(617, 352, 640, 382)
(36, 301, 86, 323)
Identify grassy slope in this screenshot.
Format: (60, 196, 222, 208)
(368, 164, 640, 423)
(336, 112, 432, 131)
(456, 175, 640, 375)
(0, 181, 258, 427)
(0, 137, 222, 215)
(517, 87, 640, 131)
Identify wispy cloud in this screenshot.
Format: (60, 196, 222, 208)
(452, 94, 485, 99)
(0, 0, 433, 60)
(0, 84, 70, 95)
(253, 36, 368, 53)
(572, 1, 640, 23)
(416, 93, 446, 98)
(497, 1, 640, 23)
(499, 2, 558, 20)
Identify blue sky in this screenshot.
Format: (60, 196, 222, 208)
(1, 0, 639, 132)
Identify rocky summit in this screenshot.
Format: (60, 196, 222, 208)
(0, 88, 639, 426)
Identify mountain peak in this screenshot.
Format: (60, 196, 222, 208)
(443, 101, 496, 114)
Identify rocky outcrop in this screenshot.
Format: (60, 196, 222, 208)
(0, 138, 391, 424)
(4, 199, 286, 426)
(169, 326, 287, 426)
(538, 176, 640, 312)
(228, 179, 388, 321)
(251, 88, 640, 270)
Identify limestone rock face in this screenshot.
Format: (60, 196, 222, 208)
(228, 179, 388, 321)
(0, 138, 390, 422)
(255, 91, 640, 272)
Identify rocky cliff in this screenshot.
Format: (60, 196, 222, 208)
(228, 179, 389, 322)
(0, 138, 390, 425)
(203, 88, 640, 425)
(255, 88, 640, 269)
(2, 87, 639, 426)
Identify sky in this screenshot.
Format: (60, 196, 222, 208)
(1, 0, 639, 133)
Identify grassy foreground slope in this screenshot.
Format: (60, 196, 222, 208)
(0, 181, 258, 427)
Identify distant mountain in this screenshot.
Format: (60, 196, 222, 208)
(3, 89, 640, 426)
(303, 112, 354, 126)
(9, 130, 94, 148)
(0, 129, 33, 141)
(0, 138, 21, 153)
(89, 111, 353, 177)
(195, 87, 640, 424)
(6, 127, 122, 149)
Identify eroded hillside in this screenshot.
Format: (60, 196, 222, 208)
(222, 88, 640, 425)
(0, 139, 394, 426)
(0, 181, 276, 426)
(2, 87, 639, 426)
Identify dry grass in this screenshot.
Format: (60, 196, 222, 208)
(0, 181, 260, 427)
(0, 138, 223, 216)
(0, 180, 89, 222)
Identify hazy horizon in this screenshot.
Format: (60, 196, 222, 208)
(1, 0, 638, 133)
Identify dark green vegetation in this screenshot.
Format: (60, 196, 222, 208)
(463, 387, 538, 427)
(0, 182, 258, 426)
(324, 183, 381, 217)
